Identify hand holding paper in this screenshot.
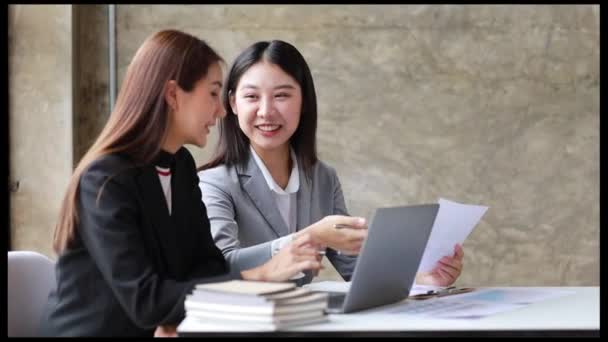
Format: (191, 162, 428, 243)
(417, 198, 488, 274)
(417, 244, 464, 286)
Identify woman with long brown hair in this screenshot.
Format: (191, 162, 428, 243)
(39, 30, 322, 337)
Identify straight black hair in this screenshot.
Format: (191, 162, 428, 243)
(200, 40, 318, 178)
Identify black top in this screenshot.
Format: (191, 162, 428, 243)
(39, 147, 241, 337)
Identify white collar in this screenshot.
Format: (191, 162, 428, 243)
(250, 145, 300, 195)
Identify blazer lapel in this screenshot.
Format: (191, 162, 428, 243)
(239, 155, 289, 238)
(295, 159, 314, 284)
(296, 158, 312, 231)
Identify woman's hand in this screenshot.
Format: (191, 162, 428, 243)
(416, 244, 464, 287)
(311, 245, 325, 277)
(302, 215, 368, 255)
(154, 325, 177, 337)
(241, 233, 323, 282)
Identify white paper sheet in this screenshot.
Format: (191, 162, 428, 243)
(417, 198, 488, 273)
(385, 287, 575, 319)
(387, 298, 521, 319)
(451, 287, 577, 306)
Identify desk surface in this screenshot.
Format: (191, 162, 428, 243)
(177, 287, 599, 337)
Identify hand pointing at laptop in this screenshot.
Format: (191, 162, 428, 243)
(294, 215, 368, 255)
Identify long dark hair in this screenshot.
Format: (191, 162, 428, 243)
(53, 29, 223, 254)
(200, 40, 318, 177)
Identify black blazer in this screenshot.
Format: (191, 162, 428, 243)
(39, 148, 241, 337)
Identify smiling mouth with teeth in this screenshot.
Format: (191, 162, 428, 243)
(255, 124, 281, 132)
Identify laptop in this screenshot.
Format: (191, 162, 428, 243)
(319, 204, 439, 314)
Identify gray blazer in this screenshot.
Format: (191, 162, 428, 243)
(198, 153, 357, 285)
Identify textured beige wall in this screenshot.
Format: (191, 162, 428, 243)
(10, 5, 599, 286)
(8, 5, 74, 260)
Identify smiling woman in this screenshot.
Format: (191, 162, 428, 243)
(38, 31, 322, 337)
(198, 40, 370, 285)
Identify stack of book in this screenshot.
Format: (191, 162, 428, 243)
(183, 280, 329, 331)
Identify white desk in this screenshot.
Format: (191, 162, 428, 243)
(177, 287, 599, 337)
